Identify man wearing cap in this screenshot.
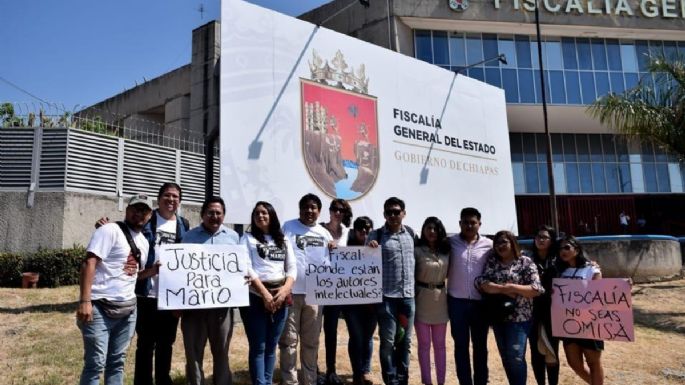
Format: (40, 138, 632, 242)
(76, 194, 155, 385)
(180, 196, 240, 385)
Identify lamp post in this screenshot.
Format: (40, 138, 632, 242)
(534, 1, 559, 233)
(454, 53, 508, 74)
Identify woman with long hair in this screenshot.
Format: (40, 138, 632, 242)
(556, 235, 604, 385)
(476, 230, 543, 385)
(529, 225, 560, 385)
(414, 217, 450, 385)
(343, 216, 377, 385)
(240, 201, 296, 385)
(320, 199, 352, 385)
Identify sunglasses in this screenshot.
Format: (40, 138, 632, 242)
(330, 207, 346, 213)
(384, 209, 402, 217)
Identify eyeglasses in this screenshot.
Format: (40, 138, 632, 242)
(355, 226, 372, 233)
(560, 244, 575, 251)
(330, 207, 345, 213)
(535, 235, 551, 240)
(204, 210, 224, 218)
(384, 209, 402, 217)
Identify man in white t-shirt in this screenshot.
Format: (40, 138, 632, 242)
(279, 193, 332, 385)
(76, 194, 154, 385)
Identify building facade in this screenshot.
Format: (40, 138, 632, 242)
(301, 0, 685, 236)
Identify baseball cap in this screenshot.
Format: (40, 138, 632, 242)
(127, 194, 153, 209)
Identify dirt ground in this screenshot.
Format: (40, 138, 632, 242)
(0, 279, 684, 384)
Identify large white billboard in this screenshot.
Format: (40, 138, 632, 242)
(220, 0, 517, 234)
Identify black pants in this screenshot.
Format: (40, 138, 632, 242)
(529, 315, 559, 385)
(323, 305, 343, 372)
(134, 297, 179, 385)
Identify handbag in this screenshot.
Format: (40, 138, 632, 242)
(482, 293, 516, 323)
(93, 298, 137, 319)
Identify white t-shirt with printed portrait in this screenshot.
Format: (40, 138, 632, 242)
(148, 212, 177, 298)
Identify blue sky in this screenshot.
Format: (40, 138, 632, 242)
(0, 0, 330, 113)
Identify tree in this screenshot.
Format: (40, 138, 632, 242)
(0, 102, 24, 127)
(588, 54, 685, 159)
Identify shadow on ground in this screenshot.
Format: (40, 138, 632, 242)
(0, 301, 77, 314)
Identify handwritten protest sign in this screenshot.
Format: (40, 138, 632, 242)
(305, 246, 383, 305)
(551, 278, 634, 342)
(157, 244, 250, 310)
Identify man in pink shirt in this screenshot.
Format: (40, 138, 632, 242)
(447, 207, 493, 385)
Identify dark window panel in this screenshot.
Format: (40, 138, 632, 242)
(415, 30, 433, 63)
(602, 134, 617, 162)
(552, 134, 563, 162)
(432, 31, 449, 65)
(525, 163, 540, 193)
(468, 67, 485, 82)
(535, 133, 548, 161)
(591, 38, 608, 70)
(502, 68, 519, 103)
(648, 40, 663, 57)
(483, 34, 499, 67)
(563, 133, 577, 162)
(518, 69, 536, 103)
(654, 144, 668, 162)
(515, 35, 532, 68)
(485, 68, 502, 88)
(606, 39, 622, 71)
(566, 163, 580, 193)
(534, 70, 551, 104)
(577, 134, 590, 162)
(641, 141, 655, 162)
(562, 37, 578, 70)
(618, 163, 632, 192)
(592, 163, 607, 192)
(522, 133, 537, 162)
(625, 73, 639, 90)
(577, 38, 593, 70)
(579, 163, 593, 193)
(635, 41, 650, 72)
(605, 163, 620, 193)
(595, 72, 611, 98)
(580, 71, 596, 104)
(539, 163, 549, 193)
(615, 135, 630, 162)
(510, 133, 523, 162)
(549, 70, 566, 104)
(589, 135, 603, 162)
(610, 72, 625, 94)
(564, 71, 582, 104)
(656, 163, 671, 192)
(643, 162, 658, 192)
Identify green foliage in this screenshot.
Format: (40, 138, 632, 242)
(0, 102, 25, 127)
(0, 253, 25, 287)
(78, 116, 112, 135)
(0, 246, 85, 288)
(588, 53, 685, 159)
(24, 246, 86, 288)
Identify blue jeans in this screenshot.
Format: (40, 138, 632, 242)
(376, 297, 415, 385)
(344, 304, 377, 377)
(493, 321, 532, 385)
(77, 302, 137, 385)
(447, 296, 489, 385)
(240, 293, 288, 385)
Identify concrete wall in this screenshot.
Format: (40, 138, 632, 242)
(1, 191, 202, 254)
(582, 238, 683, 283)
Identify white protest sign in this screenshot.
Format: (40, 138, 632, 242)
(157, 244, 250, 309)
(305, 246, 383, 305)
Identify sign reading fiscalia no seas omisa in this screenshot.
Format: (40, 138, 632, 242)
(220, 0, 516, 234)
(551, 278, 634, 342)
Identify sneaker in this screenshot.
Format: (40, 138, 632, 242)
(326, 372, 343, 385)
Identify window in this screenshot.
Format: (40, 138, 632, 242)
(432, 31, 449, 65)
(415, 30, 433, 63)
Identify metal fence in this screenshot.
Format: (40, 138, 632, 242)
(0, 127, 219, 203)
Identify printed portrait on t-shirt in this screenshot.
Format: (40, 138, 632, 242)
(295, 234, 325, 250)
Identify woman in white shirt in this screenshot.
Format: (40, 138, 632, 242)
(556, 235, 604, 385)
(240, 201, 296, 385)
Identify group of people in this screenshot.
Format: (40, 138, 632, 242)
(76, 182, 605, 385)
